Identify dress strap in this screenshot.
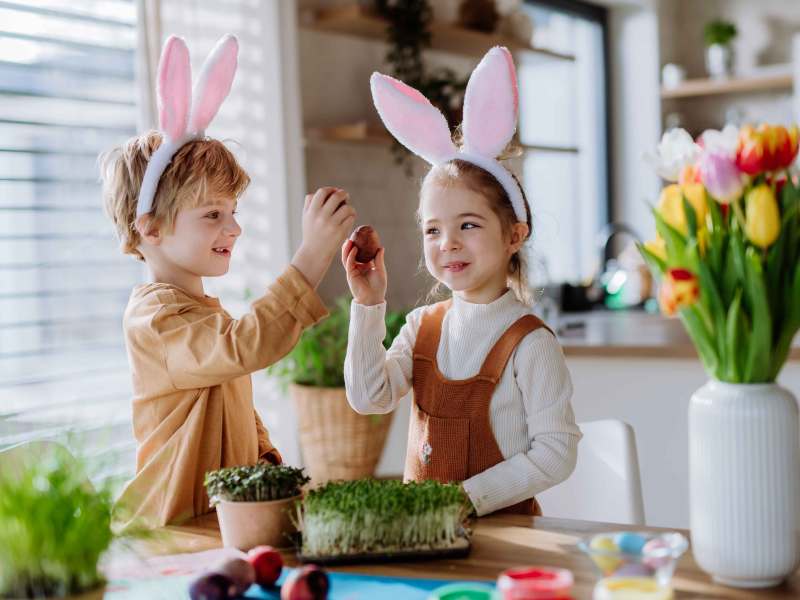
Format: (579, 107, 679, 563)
(478, 315, 552, 382)
(412, 299, 452, 361)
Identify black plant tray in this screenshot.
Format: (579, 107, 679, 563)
(297, 535, 471, 566)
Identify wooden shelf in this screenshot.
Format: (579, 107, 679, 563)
(661, 68, 794, 99)
(301, 4, 574, 62)
(304, 123, 579, 154)
(304, 123, 391, 147)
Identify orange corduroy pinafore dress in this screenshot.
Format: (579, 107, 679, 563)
(403, 299, 551, 515)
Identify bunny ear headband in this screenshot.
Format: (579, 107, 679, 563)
(136, 34, 239, 220)
(370, 46, 526, 223)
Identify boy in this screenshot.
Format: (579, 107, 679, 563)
(101, 131, 354, 528)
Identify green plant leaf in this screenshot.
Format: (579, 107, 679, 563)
(743, 248, 772, 382)
(707, 194, 725, 233)
(637, 242, 666, 276)
(720, 237, 738, 306)
(781, 179, 800, 289)
(766, 203, 797, 317)
(653, 208, 688, 266)
(685, 237, 727, 366)
(771, 259, 800, 380)
(724, 288, 744, 382)
(682, 195, 698, 241)
(204, 464, 310, 504)
(704, 19, 737, 46)
(267, 296, 408, 388)
(679, 305, 720, 376)
(705, 198, 726, 288)
(0, 448, 116, 597)
(730, 222, 748, 283)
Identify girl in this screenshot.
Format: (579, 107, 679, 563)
(341, 47, 581, 517)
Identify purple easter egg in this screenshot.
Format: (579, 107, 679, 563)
(613, 562, 656, 577)
(189, 572, 235, 600)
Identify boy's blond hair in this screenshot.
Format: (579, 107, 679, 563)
(100, 131, 250, 261)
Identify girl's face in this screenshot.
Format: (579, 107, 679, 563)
(158, 193, 242, 279)
(420, 181, 524, 304)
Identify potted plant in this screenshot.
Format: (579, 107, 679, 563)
(703, 19, 737, 79)
(0, 444, 115, 599)
(269, 297, 407, 485)
(204, 463, 310, 551)
(641, 124, 800, 587)
(295, 479, 472, 563)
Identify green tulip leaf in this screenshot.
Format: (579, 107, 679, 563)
(743, 248, 772, 382)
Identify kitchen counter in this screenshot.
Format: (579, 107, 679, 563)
(554, 309, 800, 360)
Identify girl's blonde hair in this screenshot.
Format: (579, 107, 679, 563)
(420, 157, 534, 305)
(99, 131, 250, 261)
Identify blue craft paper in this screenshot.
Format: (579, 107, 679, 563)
(106, 568, 496, 599)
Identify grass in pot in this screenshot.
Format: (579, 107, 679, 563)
(0, 446, 115, 599)
(295, 479, 472, 564)
(205, 464, 310, 551)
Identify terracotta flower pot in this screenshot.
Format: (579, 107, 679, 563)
(216, 494, 300, 551)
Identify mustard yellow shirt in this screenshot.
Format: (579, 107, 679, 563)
(114, 265, 327, 530)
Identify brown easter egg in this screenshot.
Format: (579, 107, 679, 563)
(350, 225, 380, 263)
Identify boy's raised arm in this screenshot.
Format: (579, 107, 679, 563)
(150, 265, 327, 389)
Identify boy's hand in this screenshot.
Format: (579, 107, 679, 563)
(292, 187, 356, 289)
(342, 239, 387, 306)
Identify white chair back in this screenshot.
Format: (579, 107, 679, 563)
(537, 419, 645, 525)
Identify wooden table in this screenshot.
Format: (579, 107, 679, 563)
(138, 513, 800, 599)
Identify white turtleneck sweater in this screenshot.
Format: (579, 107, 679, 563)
(344, 290, 582, 516)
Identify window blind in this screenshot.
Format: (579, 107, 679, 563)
(0, 0, 141, 484)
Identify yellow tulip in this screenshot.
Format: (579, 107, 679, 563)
(657, 183, 708, 253)
(745, 184, 781, 249)
(658, 184, 708, 235)
(643, 236, 667, 262)
(682, 183, 709, 227)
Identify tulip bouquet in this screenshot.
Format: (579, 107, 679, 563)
(640, 123, 800, 383)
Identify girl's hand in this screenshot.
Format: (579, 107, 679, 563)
(342, 239, 387, 306)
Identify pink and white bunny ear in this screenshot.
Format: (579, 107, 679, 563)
(157, 36, 191, 141)
(461, 46, 518, 159)
(370, 72, 457, 165)
(188, 34, 238, 135)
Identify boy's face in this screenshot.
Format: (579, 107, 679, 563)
(157, 193, 241, 279)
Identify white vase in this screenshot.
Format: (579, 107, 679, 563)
(689, 381, 800, 587)
(705, 43, 734, 79)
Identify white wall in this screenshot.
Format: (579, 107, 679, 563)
(607, 1, 662, 241)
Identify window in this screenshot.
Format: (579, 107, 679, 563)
(519, 0, 610, 286)
(0, 0, 307, 475)
(0, 0, 140, 483)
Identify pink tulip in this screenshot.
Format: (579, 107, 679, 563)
(698, 150, 745, 205)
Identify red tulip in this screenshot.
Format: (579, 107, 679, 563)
(658, 268, 700, 316)
(736, 124, 799, 175)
